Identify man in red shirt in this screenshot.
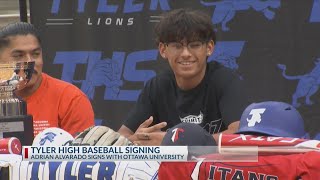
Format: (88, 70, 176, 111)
(0, 22, 94, 136)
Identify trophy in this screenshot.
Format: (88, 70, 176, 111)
(0, 61, 35, 145)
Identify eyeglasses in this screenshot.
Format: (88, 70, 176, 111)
(165, 41, 206, 55)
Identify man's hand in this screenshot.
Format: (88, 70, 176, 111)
(134, 131, 166, 146)
(128, 116, 167, 145)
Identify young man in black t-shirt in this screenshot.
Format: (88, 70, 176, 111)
(118, 8, 248, 145)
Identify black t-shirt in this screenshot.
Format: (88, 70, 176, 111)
(124, 61, 248, 134)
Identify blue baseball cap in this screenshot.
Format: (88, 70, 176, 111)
(237, 101, 306, 138)
(161, 123, 216, 146)
(161, 123, 217, 158)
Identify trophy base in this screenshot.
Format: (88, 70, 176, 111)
(0, 167, 9, 180)
(0, 115, 34, 145)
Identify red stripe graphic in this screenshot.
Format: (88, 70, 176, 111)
(24, 148, 28, 158)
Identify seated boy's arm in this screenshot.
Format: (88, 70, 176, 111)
(118, 125, 134, 138)
(212, 121, 239, 143)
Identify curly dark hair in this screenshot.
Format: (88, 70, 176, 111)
(154, 8, 216, 45)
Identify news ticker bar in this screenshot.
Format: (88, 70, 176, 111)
(22, 146, 259, 162)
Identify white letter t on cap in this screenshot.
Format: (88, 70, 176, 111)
(246, 108, 266, 127)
